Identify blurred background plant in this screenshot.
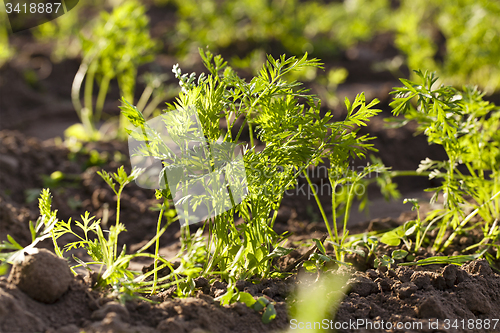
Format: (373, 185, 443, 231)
(68, 0, 159, 140)
(4, 0, 500, 142)
(394, 0, 500, 93)
(3, 0, 499, 89)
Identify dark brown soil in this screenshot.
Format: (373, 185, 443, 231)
(335, 260, 500, 333)
(0, 273, 289, 333)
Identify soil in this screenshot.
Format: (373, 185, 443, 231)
(1, 5, 500, 332)
(1, 130, 499, 333)
(335, 260, 500, 333)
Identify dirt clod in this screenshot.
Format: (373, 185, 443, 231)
(7, 248, 73, 303)
(396, 266, 414, 283)
(417, 296, 446, 319)
(91, 302, 130, 322)
(348, 276, 377, 297)
(464, 259, 492, 276)
(410, 271, 431, 289)
(458, 283, 492, 314)
(0, 288, 46, 331)
(442, 264, 458, 287)
(396, 282, 417, 299)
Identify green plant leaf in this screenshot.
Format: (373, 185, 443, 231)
(262, 303, 276, 324)
(252, 297, 269, 312)
(380, 230, 402, 247)
(237, 292, 256, 307)
(392, 249, 408, 260)
(313, 238, 327, 255)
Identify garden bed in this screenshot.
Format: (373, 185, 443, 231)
(1, 128, 500, 333)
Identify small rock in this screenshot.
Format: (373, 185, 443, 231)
(8, 249, 73, 303)
(396, 282, 417, 299)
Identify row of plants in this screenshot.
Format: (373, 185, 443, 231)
(4, 0, 498, 89)
(1, 51, 499, 323)
(3, 0, 500, 139)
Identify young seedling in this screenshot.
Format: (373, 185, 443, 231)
(374, 250, 408, 270)
(0, 189, 60, 264)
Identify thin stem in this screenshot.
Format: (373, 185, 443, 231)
(342, 182, 357, 247)
(142, 93, 165, 119)
(136, 85, 154, 112)
(84, 61, 97, 124)
(95, 74, 112, 124)
(389, 170, 431, 178)
(443, 190, 500, 250)
(303, 171, 334, 245)
(331, 181, 340, 260)
(152, 206, 165, 295)
(234, 118, 248, 143)
(114, 187, 122, 260)
(51, 231, 63, 258)
(248, 123, 254, 147)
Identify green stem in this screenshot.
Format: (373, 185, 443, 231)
(342, 182, 356, 247)
(443, 190, 500, 250)
(84, 61, 97, 122)
(114, 188, 122, 260)
(152, 206, 165, 295)
(303, 171, 334, 245)
(136, 85, 154, 112)
(142, 93, 165, 119)
(234, 118, 248, 143)
(331, 181, 340, 260)
(389, 170, 431, 178)
(95, 74, 112, 124)
(51, 231, 63, 258)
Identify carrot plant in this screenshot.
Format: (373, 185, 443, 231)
(69, 0, 158, 140)
(387, 70, 500, 263)
(0, 189, 59, 264)
(122, 49, 384, 299)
